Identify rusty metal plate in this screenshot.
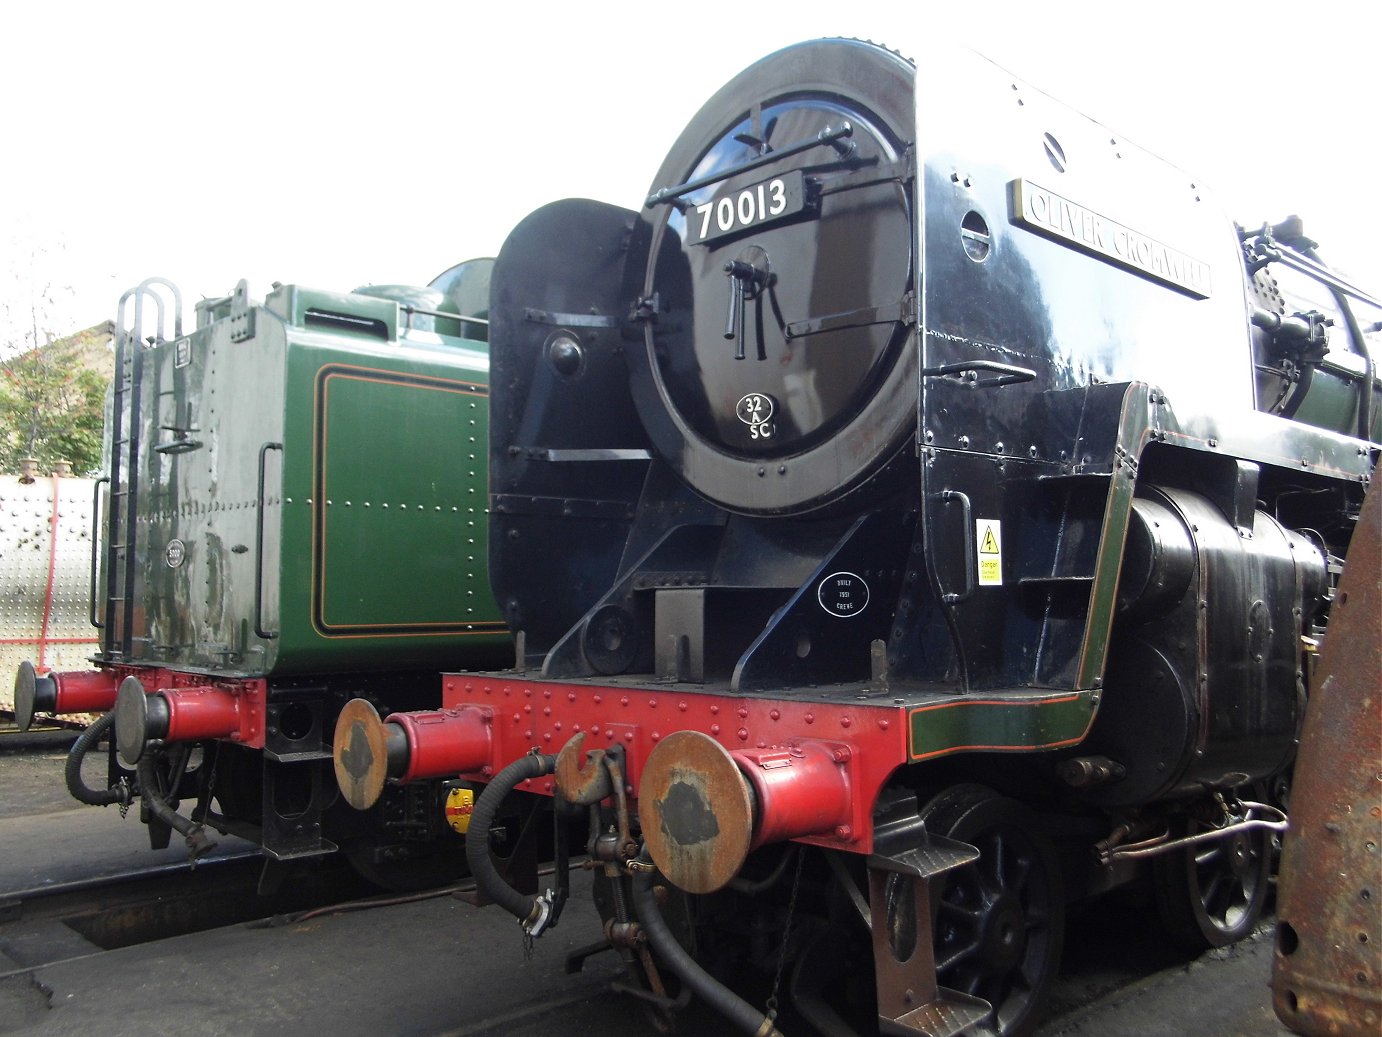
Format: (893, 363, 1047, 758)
(333, 698, 391, 811)
(1273, 481, 1382, 1037)
(554, 731, 612, 805)
(639, 731, 753, 894)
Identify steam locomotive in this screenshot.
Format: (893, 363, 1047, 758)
(14, 262, 513, 888)
(329, 38, 1378, 1036)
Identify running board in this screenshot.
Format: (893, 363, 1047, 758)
(868, 837, 992, 1037)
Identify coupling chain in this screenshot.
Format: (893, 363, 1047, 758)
(765, 847, 805, 1020)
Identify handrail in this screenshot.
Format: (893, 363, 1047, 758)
(921, 360, 1037, 388)
(934, 489, 976, 605)
(88, 477, 109, 629)
(646, 123, 854, 208)
(254, 443, 283, 640)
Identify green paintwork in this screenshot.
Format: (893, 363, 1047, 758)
(126, 283, 509, 678)
(908, 689, 1097, 761)
(1073, 384, 1151, 691)
(312, 371, 487, 630)
(1290, 355, 1382, 442)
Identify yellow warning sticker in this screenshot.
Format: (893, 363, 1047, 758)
(444, 786, 475, 834)
(976, 519, 1002, 586)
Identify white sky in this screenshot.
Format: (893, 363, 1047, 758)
(2, 0, 1378, 349)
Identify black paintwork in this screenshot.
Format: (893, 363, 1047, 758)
(487, 200, 653, 669)
(488, 38, 1376, 795)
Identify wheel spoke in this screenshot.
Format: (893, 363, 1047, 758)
(938, 897, 985, 924)
(1204, 871, 1243, 924)
(937, 939, 980, 973)
(1193, 843, 1222, 868)
(948, 962, 983, 997)
(959, 867, 987, 903)
(1157, 796, 1272, 948)
(990, 832, 1008, 887)
(921, 787, 1064, 1036)
(1010, 849, 1032, 894)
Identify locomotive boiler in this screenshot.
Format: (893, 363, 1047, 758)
(15, 263, 512, 887)
(333, 40, 1379, 1035)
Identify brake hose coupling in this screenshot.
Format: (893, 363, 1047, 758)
(521, 887, 558, 940)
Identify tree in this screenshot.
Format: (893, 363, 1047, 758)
(0, 323, 113, 476)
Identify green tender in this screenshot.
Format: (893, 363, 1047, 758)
(129, 284, 509, 678)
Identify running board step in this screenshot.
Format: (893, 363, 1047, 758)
(868, 836, 992, 1037)
(261, 836, 338, 862)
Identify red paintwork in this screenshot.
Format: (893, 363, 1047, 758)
(161, 684, 244, 743)
(49, 669, 123, 713)
(154, 674, 267, 749)
(45, 665, 173, 714)
(735, 741, 854, 848)
(436, 674, 913, 855)
(387, 706, 493, 782)
(39, 666, 267, 749)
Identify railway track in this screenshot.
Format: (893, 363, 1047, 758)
(0, 847, 389, 979)
(419, 896, 1277, 1037)
(0, 852, 262, 978)
(0, 735, 1289, 1035)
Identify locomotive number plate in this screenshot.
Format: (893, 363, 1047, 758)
(686, 170, 807, 246)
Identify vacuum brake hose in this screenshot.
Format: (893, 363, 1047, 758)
(632, 857, 784, 1037)
(136, 753, 215, 859)
(64, 711, 130, 807)
(465, 752, 558, 932)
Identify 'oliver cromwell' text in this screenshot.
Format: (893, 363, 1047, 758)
(1009, 180, 1211, 298)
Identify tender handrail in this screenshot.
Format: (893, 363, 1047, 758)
(255, 442, 283, 640)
